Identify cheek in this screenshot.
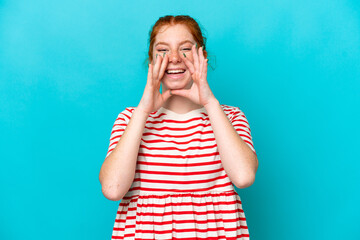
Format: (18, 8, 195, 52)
(184, 53, 194, 63)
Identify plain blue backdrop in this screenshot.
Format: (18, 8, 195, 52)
(1, 0, 359, 239)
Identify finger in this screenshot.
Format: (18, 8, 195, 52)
(147, 63, 153, 85)
(199, 49, 204, 77)
(158, 54, 168, 81)
(202, 59, 208, 78)
(153, 54, 162, 80)
(180, 52, 196, 74)
(161, 89, 172, 102)
(199, 46, 205, 64)
(192, 44, 200, 72)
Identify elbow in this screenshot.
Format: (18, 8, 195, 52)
(101, 186, 124, 201)
(234, 155, 258, 189)
(234, 172, 256, 189)
(99, 178, 124, 201)
(99, 169, 123, 201)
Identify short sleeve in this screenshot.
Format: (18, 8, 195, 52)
(105, 107, 134, 158)
(229, 107, 257, 156)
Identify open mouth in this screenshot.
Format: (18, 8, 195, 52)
(165, 69, 186, 74)
(165, 69, 186, 79)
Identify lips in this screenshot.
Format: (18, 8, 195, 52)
(165, 69, 186, 79)
(165, 68, 186, 74)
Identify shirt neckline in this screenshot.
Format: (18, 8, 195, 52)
(158, 106, 206, 119)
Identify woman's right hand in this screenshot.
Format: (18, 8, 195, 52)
(138, 54, 172, 115)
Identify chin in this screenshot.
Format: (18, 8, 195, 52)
(162, 77, 192, 90)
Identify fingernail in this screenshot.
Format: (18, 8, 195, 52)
(195, 43, 197, 48)
(156, 54, 158, 59)
(183, 53, 186, 58)
(163, 52, 165, 57)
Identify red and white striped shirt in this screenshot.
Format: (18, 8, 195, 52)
(106, 104, 256, 240)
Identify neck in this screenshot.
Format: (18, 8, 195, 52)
(162, 95, 203, 114)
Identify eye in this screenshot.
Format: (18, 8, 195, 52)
(182, 48, 191, 51)
(157, 49, 168, 52)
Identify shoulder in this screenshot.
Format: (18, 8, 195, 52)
(220, 104, 241, 112)
(116, 106, 137, 122)
(220, 104, 244, 120)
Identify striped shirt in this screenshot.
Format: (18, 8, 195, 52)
(106, 104, 256, 239)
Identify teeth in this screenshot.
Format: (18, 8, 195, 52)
(166, 69, 185, 74)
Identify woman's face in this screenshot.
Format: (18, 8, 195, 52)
(152, 24, 196, 91)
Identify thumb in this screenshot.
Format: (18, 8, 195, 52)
(161, 89, 172, 102)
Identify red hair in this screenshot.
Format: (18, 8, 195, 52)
(144, 15, 214, 70)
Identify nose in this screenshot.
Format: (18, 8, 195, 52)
(168, 50, 182, 63)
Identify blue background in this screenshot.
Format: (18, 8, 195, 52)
(1, 0, 359, 239)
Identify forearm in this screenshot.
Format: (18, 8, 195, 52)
(204, 98, 258, 188)
(99, 107, 149, 200)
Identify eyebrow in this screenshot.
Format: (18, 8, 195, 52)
(155, 40, 194, 47)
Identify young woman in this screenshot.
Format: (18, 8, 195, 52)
(99, 15, 258, 240)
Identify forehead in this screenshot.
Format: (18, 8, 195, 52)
(154, 24, 194, 45)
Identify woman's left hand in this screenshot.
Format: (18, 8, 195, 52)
(170, 45, 216, 107)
